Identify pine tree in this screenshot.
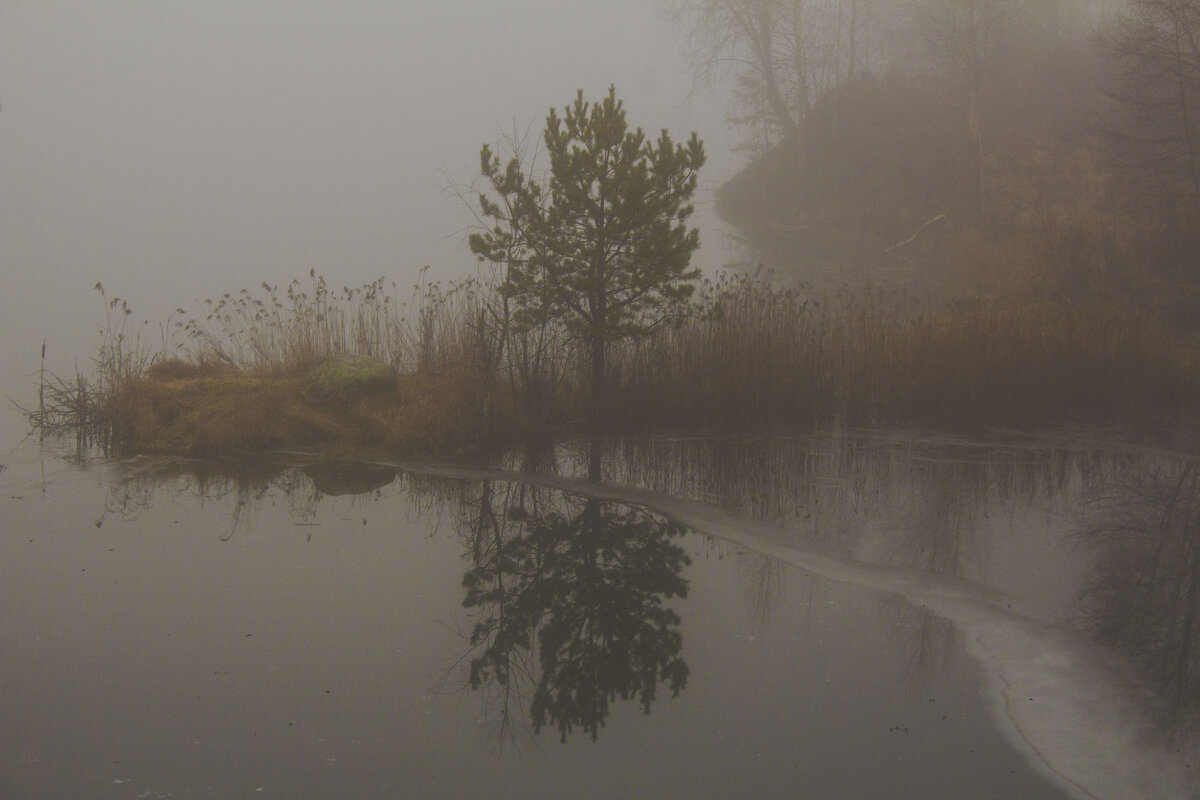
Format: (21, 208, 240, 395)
(471, 86, 706, 425)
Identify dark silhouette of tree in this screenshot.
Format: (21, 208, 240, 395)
(1081, 458, 1200, 712)
(461, 127, 567, 422)
(1105, 0, 1200, 221)
(916, 0, 1025, 225)
(459, 484, 691, 742)
(668, 0, 896, 152)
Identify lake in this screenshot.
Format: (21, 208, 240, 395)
(1, 428, 1197, 799)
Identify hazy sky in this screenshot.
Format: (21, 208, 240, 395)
(0, 1, 737, 435)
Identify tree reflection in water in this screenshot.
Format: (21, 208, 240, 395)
(455, 479, 690, 743)
(97, 432, 1200, 732)
(1082, 458, 1200, 714)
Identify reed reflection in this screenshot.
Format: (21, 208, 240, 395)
(455, 478, 690, 743)
(600, 431, 1127, 582)
(1081, 458, 1200, 714)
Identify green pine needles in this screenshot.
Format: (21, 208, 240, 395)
(470, 86, 706, 422)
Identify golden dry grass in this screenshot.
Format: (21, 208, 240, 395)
(109, 368, 487, 457)
(39, 269, 1200, 460)
(611, 279, 1200, 430)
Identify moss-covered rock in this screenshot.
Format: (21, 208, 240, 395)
(310, 355, 395, 399)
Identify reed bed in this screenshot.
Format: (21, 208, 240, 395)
(611, 276, 1200, 430)
(23, 287, 155, 457)
(176, 270, 410, 371)
(28, 270, 1200, 458)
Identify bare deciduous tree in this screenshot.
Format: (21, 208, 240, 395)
(1106, 0, 1200, 219)
(915, 0, 1025, 224)
(668, 0, 893, 151)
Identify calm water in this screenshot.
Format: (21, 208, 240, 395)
(1, 429, 1198, 799)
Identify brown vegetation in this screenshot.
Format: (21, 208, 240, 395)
(614, 276, 1200, 430)
(27, 268, 1200, 461)
(106, 368, 483, 458)
(26, 276, 500, 459)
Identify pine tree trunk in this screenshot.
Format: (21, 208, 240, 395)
(590, 330, 606, 430)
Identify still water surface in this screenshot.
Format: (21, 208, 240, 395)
(1, 429, 1197, 798)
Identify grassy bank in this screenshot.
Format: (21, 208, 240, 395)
(28, 271, 1200, 459)
(106, 367, 483, 457)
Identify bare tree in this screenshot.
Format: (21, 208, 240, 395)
(1106, 0, 1200, 220)
(915, 0, 1025, 224)
(1030, 0, 1125, 37)
(669, 0, 893, 151)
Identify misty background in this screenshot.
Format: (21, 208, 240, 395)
(0, 1, 739, 442)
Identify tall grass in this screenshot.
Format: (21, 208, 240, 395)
(20, 285, 154, 457)
(610, 275, 1200, 430)
(28, 268, 1200, 458)
(176, 270, 408, 370)
(172, 268, 513, 380)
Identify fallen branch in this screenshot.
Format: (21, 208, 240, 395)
(886, 212, 947, 261)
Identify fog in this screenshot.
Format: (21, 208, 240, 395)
(0, 1, 737, 438)
(8, 5, 1200, 795)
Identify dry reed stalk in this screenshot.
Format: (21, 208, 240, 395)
(27, 269, 1200, 459)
